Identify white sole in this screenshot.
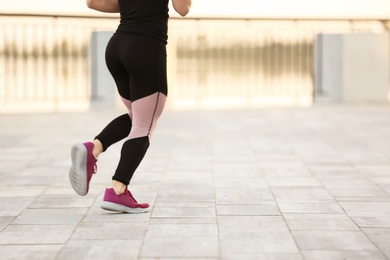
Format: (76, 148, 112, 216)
(69, 143, 88, 196)
(101, 201, 149, 214)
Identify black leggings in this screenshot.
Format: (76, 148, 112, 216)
(95, 34, 168, 186)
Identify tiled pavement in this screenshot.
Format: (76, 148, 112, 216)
(0, 104, 390, 260)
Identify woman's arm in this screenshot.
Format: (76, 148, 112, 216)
(86, 0, 120, 13)
(172, 0, 192, 17)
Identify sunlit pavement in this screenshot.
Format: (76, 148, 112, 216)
(0, 104, 390, 259)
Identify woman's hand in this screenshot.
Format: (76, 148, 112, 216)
(86, 0, 120, 13)
(172, 0, 192, 17)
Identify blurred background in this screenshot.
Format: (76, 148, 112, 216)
(1, 0, 390, 113)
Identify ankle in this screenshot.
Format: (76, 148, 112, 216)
(111, 180, 126, 195)
(92, 139, 103, 159)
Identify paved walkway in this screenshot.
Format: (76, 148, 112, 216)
(0, 105, 390, 260)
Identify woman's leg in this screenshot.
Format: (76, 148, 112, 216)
(100, 34, 167, 212)
(106, 34, 167, 188)
(101, 92, 166, 213)
(94, 113, 132, 154)
(111, 92, 167, 191)
(69, 35, 133, 196)
(92, 35, 136, 156)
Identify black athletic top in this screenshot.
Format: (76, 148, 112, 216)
(116, 0, 169, 44)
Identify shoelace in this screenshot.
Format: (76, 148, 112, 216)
(125, 189, 137, 203)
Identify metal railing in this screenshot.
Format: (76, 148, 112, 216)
(0, 15, 118, 112)
(168, 18, 389, 109)
(0, 14, 389, 112)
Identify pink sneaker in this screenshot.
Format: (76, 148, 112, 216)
(101, 188, 149, 213)
(69, 142, 97, 196)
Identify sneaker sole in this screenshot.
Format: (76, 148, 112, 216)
(69, 143, 88, 196)
(101, 201, 149, 214)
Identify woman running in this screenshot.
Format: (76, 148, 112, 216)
(69, 0, 191, 213)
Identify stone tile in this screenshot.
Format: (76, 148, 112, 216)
(140, 258, 219, 260)
(29, 194, 96, 208)
(146, 223, 218, 237)
(162, 170, 214, 181)
(222, 254, 303, 260)
(0, 186, 45, 197)
(284, 214, 359, 231)
(149, 218, 216, 224)
(357, 165, 390, 175)
(0, 197, 36, 216)
(131, 172, 164, 188)
(317, 175, 378, 188)
(2, 105, 390, 259)
(151, 202, 216, 219)
(0, 225, 75, 244)
(349, 215, 390, 228)
(363, 228, 390, 259)
(140, 237, 219, 258)
(12, 208, 87, 225)
(213, 162, 260, 175)
(309, 166, 360, 177)
(370, 176, 390, 185)
(156, 182, 215, 202)
(213, 153, 257, 164)
(216, 188, 274, 204)
(266, 176, 323, 187)
(0, 217, 14, 229)
(256, 154, 301, 162)
(339, 202, 390, 213)
(218, 216, 289, 235)
(213, 169, 262, 179)
(290, 143, 338, 159)
(302, 250, 387, 260)
(262, 167, 312, 177)
(342, 149, 389, 160)
(251, 143, 293, 156)
(217, 202, 281, 216)
(303, 158, 352, 167)
(43, 185, 105, 196)
(382, 186, 390, 195)
(0, 170, 65, 186)
(56, 240, 142, 260)
(272, 187, 336, 203)
(339, 202, 390, 227)
(335, 196, 390, 202)
(0, 155, 35, 166)
(278, 203, 344, 214)
(328, 187, 390, 198)
(292, 231, 378, 251)
(259, 161, 309, 172)
(214, 177, 268, 188)
(0, 245, 64, 260)
(71, 221, 147, 240)
(220, 233, 299, 255)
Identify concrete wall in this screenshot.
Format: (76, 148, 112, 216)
(314, 33, 389, 103)
(89, 31, 116, 108)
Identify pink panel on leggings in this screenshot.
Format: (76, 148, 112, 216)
(120, 97, 133, 120)
(126, 92, 167, 140)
